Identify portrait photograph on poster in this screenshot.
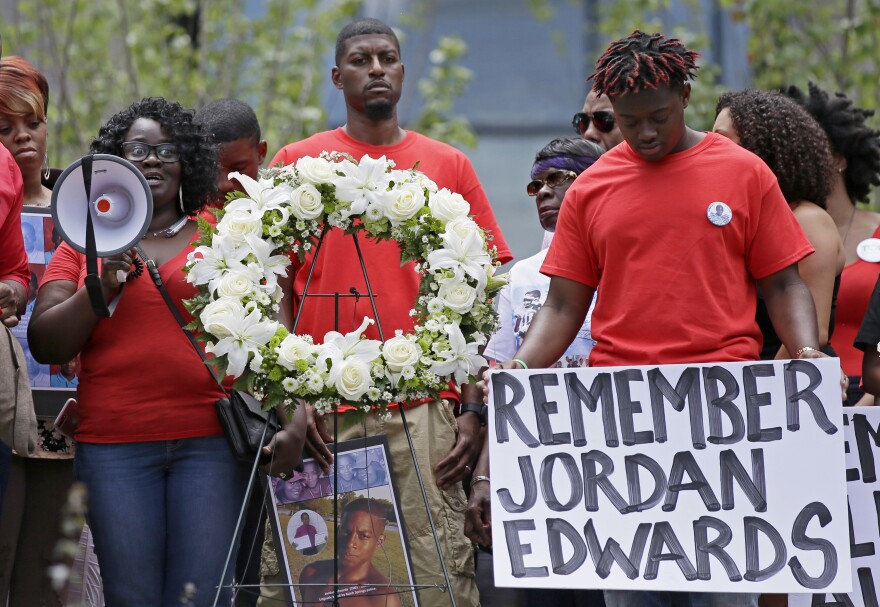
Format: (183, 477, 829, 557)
(268, 435, 419, 607)
(13, 207, 79, 421)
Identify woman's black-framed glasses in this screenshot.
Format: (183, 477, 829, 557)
(572, 111, 616, 135)
(121, 141, 181, 164)
(526, 170, 578, 196)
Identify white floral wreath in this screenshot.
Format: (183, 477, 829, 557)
(184, 152, 506, 417)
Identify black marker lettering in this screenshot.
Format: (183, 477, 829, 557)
(719, 449, 767, 512)
(584, 518, 650, 579)
(582, 451, 629, 514)
(531, 373, 570, 446)
(784, 360, 837, 434)
(663, 450, 720, 512)
(615, 369, 653, 446)
(693, 516, 742, 581)
(492, 371, 539, 446)
(547, 518, 587, 575)
(497, 455, 537, 513)
(788, 501, 838, 589)
(644, 521, 698, 581)
(743, 364, 782, 442)
(566, 372, 618, 447)
(624, 453, 667, 513)
(743, 517, 786, 582)
(503, 520, 548, 578)
(540, 453, 583, 512)
(703, 366, 745, 445)
(647, 367, 705, 449)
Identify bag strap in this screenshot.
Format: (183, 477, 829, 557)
(135, 244, 227, 393)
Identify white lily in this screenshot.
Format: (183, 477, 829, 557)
(425, 227, 491, 291)
(187, 234, 249, 287)
(225, 172, 293, 223)
(206, 308, 279, 377)
(333, 155, 394, 219)
(430, 323, 487, 385)
(244, 234, 290, 292)
(318, 317, 382, 370)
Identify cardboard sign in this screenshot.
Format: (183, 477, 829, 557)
(487, 358, 850, 593)
(792, 408, 880, 606)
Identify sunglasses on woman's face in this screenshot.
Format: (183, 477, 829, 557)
(572, 110, 616, 135)
(526, 170, 578, 196)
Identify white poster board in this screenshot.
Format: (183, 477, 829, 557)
(487, 358, 850, 593)
(791, 407, 880, 607)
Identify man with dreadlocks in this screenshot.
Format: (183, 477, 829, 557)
(484, 30, 827, 607)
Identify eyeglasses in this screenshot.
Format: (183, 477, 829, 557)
(121, 141, 180, 164)
(526, 170, 578, 196)
(572, 111, 616, 135)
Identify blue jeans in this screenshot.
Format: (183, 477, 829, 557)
(603, 591, 759, 607)
(76, 436, 248, 607)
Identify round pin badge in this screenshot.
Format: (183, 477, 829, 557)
(706, 202, 732, 227)
(857, 238, 880, 263)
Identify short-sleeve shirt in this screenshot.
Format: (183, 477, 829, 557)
(854, 275, 880, 353)
(542, 132, 813, 367)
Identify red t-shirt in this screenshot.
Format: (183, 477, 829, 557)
(834, 224, 880, 376)
(270, 129, 513, 401)
(543, 132, 814, 367)
(0, 145, 29, 291)
(39, 237, 225, 443)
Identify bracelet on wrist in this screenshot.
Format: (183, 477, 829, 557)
(459, 401, 487, 426)
(512, 358, 529, 370)
(794, 346, 820, 358)
(471, 475, 490, 487)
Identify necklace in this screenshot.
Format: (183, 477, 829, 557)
(841, 205, 857, 248)
(144, 215, 188, 239)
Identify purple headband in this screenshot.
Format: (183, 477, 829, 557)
(531, 155, 598, 180)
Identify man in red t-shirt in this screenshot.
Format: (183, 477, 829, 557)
(260, 18, 511, 607)
(470, 31, 826, 607)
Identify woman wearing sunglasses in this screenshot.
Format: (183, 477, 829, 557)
(572, 89, 624, 151)
(28, 97, 304, 606)
(714, 90, 844, 365)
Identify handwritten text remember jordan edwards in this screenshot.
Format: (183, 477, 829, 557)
(487, 358, 850, 594)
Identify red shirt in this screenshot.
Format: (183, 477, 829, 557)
(543, 133, 814, 367)
(0, 145, 29, 291)
(40, 237, 225, 443)
(834, 226, 880, 376)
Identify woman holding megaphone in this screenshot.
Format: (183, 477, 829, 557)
(28, 97, 304, 607)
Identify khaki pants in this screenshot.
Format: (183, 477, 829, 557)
(258, 401, 479, 607)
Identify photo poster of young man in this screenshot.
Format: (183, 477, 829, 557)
(268, 435, 419, 607)
(14, 208, 79, 416)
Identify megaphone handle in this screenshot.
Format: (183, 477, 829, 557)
(81, 155, 114, 318)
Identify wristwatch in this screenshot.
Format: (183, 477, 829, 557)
(459, 401, 487, 426)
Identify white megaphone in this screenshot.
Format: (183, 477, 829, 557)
(51, 154, 153, 316)
(51, 154, 153, 256)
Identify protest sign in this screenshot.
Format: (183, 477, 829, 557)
(488, 358, 849, 593)
(792, 407, 880, 606)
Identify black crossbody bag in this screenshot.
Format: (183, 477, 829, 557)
(137, 245, 279, 464)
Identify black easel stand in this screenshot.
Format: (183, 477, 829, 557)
(215, 225, 458, 607)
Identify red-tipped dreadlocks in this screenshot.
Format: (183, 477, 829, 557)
(591, 31, 700, 99)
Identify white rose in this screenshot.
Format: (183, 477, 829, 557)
(295, 156, 336, 185)
(382, 335, 422, 372)
(200, 298, 247, 337)
(276, 334, 315, 370)
(428, 188, 470, 223)
(417, 174, 438, 193)
(334, 357, 373, 401)
(385, 182, 425, 225)
(437, 277, 477, 313)
(217, 208, 263, 242)
(289, 183, 324, 220)
(445, 216, 480, 241)
(216, 270, 257, 299)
